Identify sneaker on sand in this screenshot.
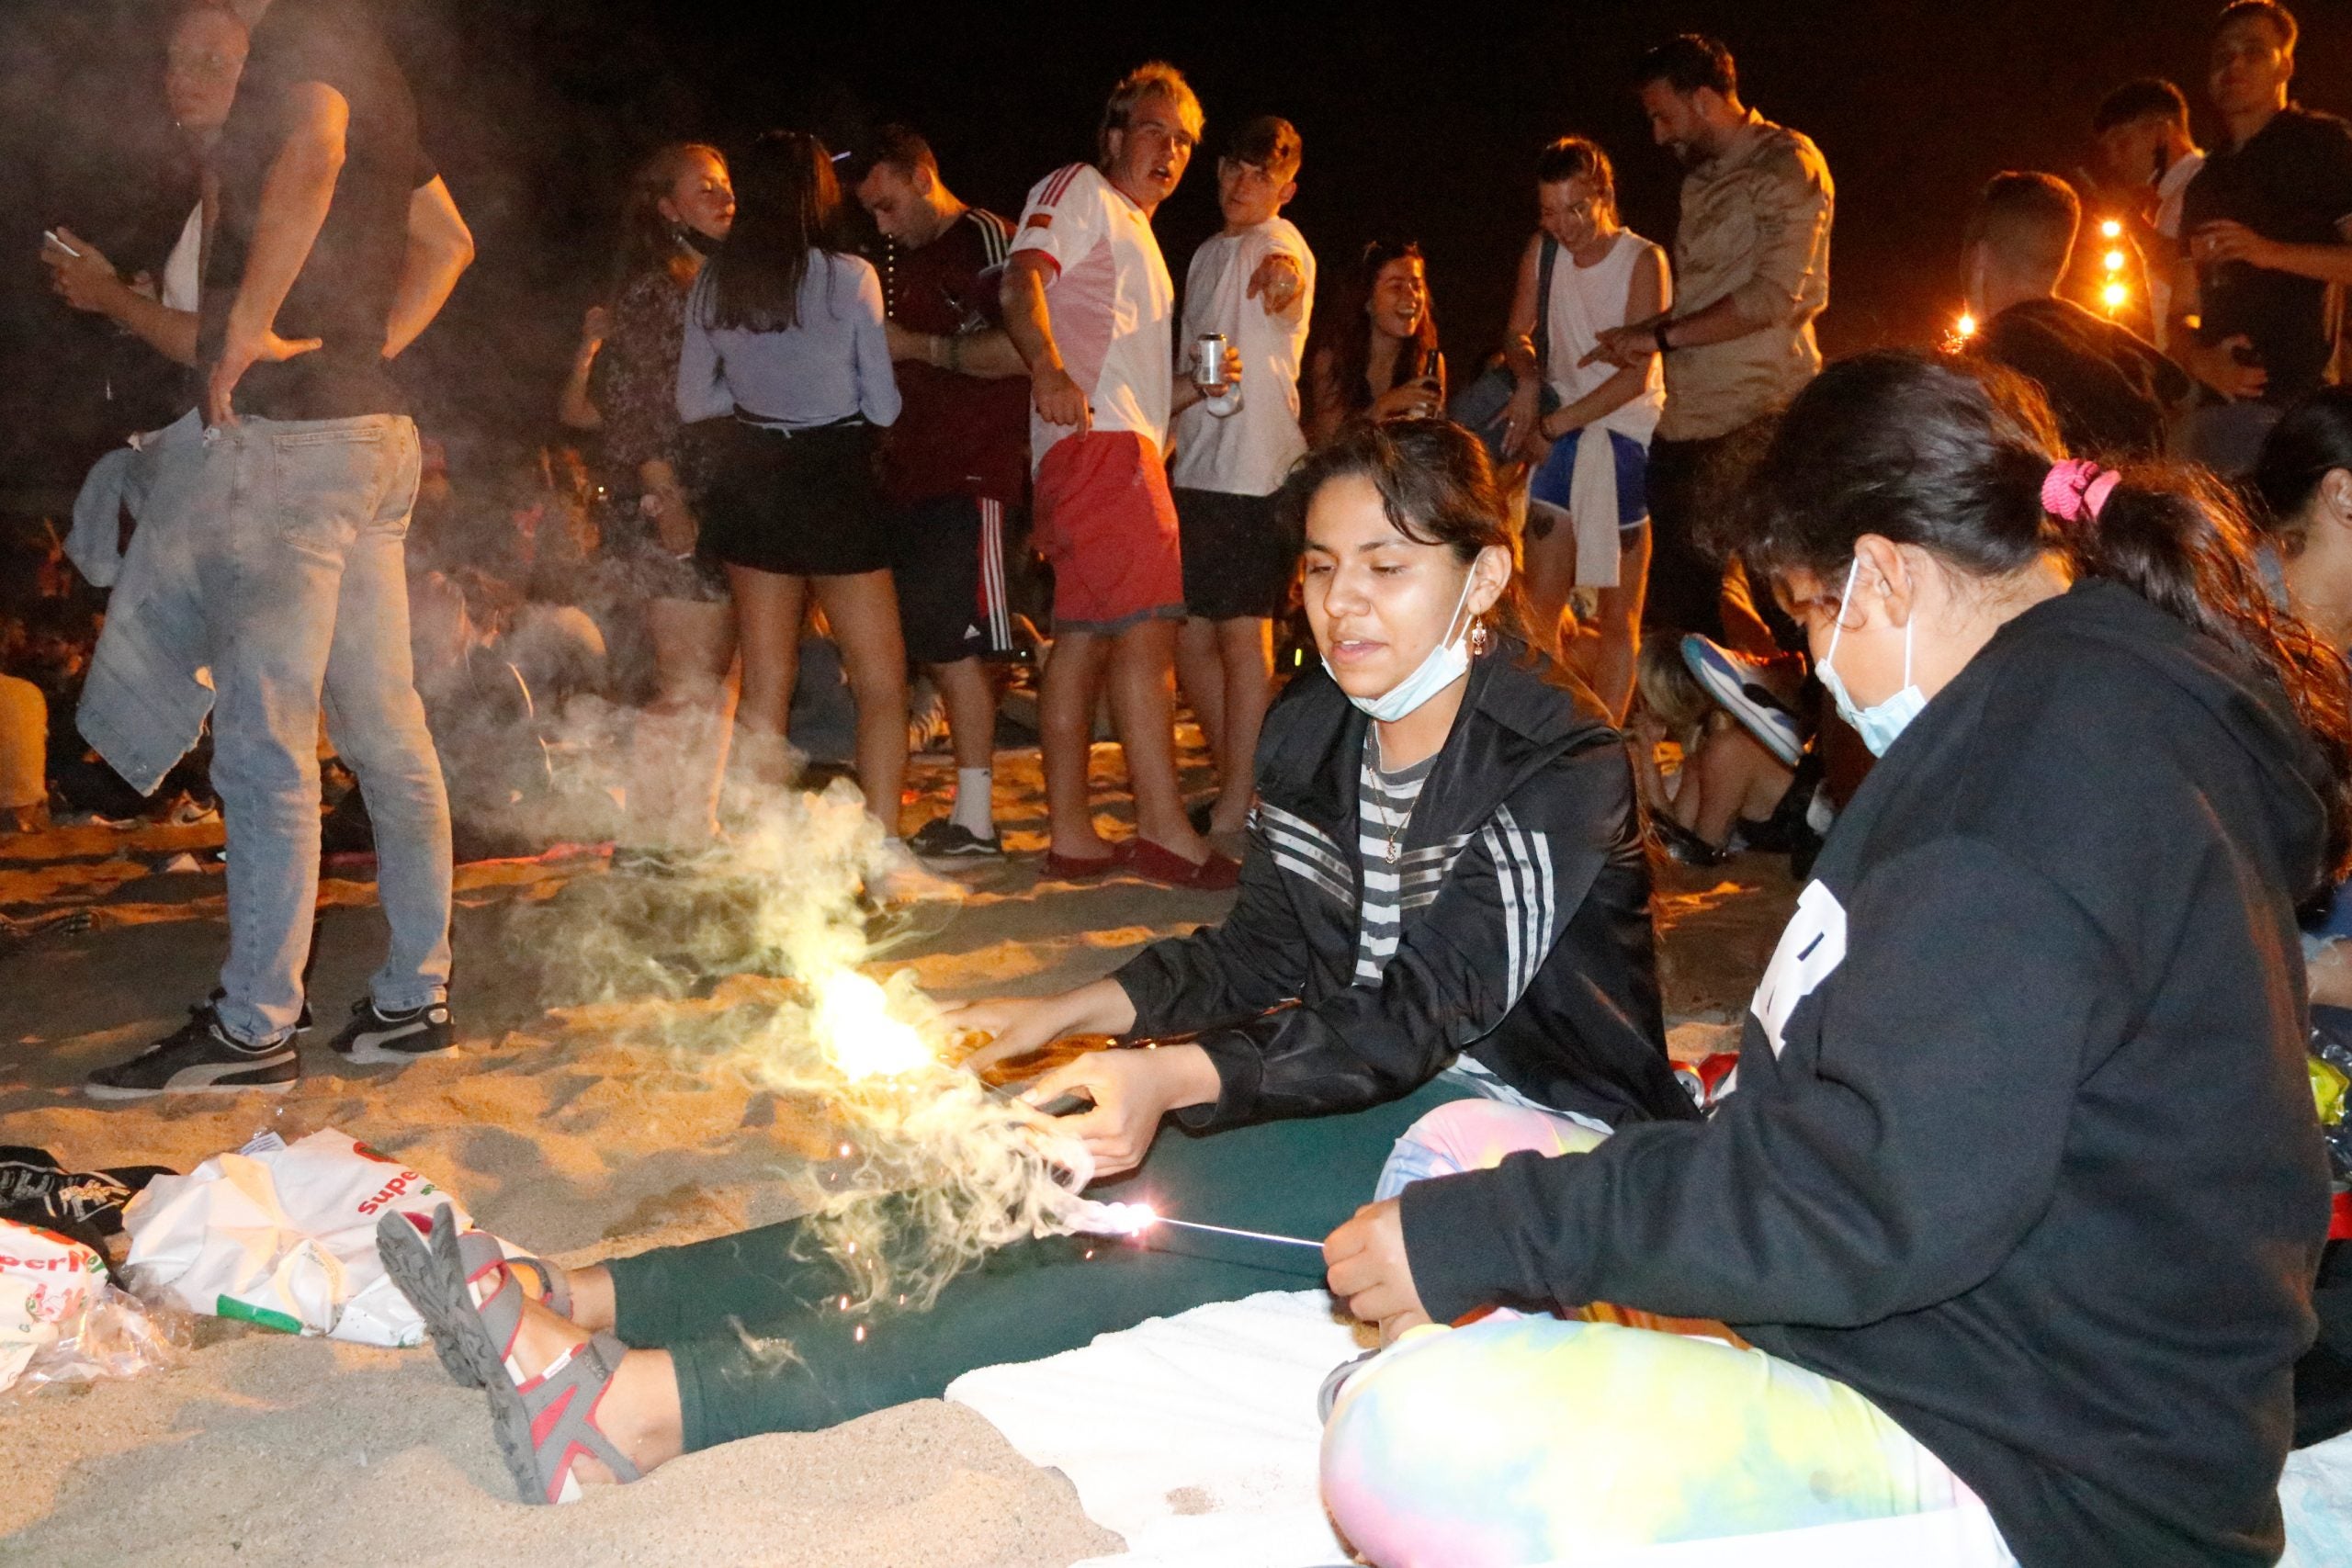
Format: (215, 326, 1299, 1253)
(906, 818, 1003, 863)
(329, 997, 456, 1065)
(1679, 635, 1805, 769)
(85, 1005, 298, 1100)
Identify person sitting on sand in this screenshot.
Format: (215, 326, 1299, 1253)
(376, 417, 1698, 1505)
(1312, 352, 2345, 1567)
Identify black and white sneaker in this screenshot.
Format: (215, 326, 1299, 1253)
(906, 818, 1003, 863)
(329, 997, 456, 1065)
(85, 1006, 299, 1100)
(1679, 635, 1805, 769)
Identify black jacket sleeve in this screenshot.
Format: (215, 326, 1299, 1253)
(1110, 814, 1315, 1038)
(1401, 836, 2117, 1325)
(1159, 742, 1628, 1133)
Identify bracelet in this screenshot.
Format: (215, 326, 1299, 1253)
(1652, 321, 1674, 355)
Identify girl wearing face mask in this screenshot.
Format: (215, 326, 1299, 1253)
(562, 142, 742, 868)
(372, 421, 1691, 1506)
(1317, 352, 2352, 1568)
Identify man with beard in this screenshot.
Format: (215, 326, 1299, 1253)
(1001, 62, 1239, 888)
(1589, 34, 1833, 640)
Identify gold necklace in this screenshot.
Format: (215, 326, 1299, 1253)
(1372, 740, 1416, 864)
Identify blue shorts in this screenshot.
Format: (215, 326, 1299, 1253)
(1528, 428, 1649, 531)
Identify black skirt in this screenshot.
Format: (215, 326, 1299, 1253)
(698, 417, 892, 577)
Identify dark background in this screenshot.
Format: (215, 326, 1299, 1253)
(3, 0, 2348, 510)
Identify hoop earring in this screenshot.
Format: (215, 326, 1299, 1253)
(1468, 619, 1493, 658)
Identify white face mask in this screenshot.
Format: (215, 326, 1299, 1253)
(1327, 568, 1479, 723)
(1816, 557, 1928, 757)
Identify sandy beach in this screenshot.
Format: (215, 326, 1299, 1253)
(0, 733, 1790, 1568)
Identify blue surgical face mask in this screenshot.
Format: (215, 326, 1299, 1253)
(1816, 557, 1928, 757)
(1327, 568, 1478, 723)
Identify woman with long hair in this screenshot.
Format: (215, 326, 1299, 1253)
(678, 130, 906, 835)
(1315, 352, 2347, 1567)
(375, 421, 1697, 1506)
(561, 142, 741, 865)
(1303, 240, 1443, 445)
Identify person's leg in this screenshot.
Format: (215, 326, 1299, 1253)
(810, 569, 910, 835)
(1520, 505, 1576, 663)
(200, 421, 379, 1042)
(929, 656, 1000, 840)
(1040, 626, 1115, 861)
(1587, 523, 1650, 725)
(627, 593, 738, 852)
(1107, 615, 1212, 861)
(1323, 1315, 1986, 1567)
(582, 1075, 1479, 1456)
(1208, 615, 1272, 835)
(1173, 614, 1227, 777)
(317, 418, 452, 1013)
(726, 565, 806, 790)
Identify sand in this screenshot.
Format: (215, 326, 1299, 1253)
(0, 734, 1792, 1567)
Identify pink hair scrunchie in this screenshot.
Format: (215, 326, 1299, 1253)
(2041, 458, 2120, 525)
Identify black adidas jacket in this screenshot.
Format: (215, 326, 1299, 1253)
(1403, 582, 2333, 1566)
(1113, 640, 1698, 1133)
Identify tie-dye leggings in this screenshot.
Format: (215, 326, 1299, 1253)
(1323, 1098, 2013, 1567)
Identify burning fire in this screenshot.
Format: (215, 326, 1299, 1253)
(813, 971, 933, 1081)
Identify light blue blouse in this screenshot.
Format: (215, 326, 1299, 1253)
(676, 249, 901, 429)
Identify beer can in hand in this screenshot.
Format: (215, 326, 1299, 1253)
(1194, 332, 1228, 391)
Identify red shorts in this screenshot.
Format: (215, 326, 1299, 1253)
(1033, 430, 1185, 634)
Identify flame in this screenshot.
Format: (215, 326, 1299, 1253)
(1954, 310, 1976, 341)
(1072, 1200, 1159, 1236)
(813, 971, 933, 1081)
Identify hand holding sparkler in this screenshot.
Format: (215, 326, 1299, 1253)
(946, 978, 1137, 1074)
(1017, 1044, 1221, 1179)
(1323, 1197, 1431, 1343)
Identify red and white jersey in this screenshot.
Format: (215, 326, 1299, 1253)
(1011, 162, 1174, 467)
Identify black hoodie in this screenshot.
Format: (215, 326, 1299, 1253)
(1403, 581, 2332, 1566)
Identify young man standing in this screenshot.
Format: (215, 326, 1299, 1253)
(2172, 0, 2352, 474)
(1586, 34, 1833, 641)
(1963, 172, 2190, 461)
(1170, 116, 1313, 845)
(1001, 62, 1238, 888)
(854, 125, 1033, 862)
(2092, 78, 2205, 349)
(87, 0, 473, 1098)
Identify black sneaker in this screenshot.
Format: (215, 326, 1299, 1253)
(329, 997, 456, 1064)
(85, 1006, 299, 1100)
(906, 818, 1003, 862)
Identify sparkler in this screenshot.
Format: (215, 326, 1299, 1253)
(1072, 1200, 1324, 1252)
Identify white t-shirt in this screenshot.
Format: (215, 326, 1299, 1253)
(1170, 218, 1315, 497)
(1011, 162, 1174, 468)
(1543, 230, 1669, 445)
(163, 204, 204, 315)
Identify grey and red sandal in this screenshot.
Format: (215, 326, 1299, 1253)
(376, 1208, 572, 1389)
(376, 1204, 640, 1503)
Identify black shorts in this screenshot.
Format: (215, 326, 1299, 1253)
(892, 493, 1025, 664)
(700, 418, 890, 577)
(1174, 486, 1294, 623)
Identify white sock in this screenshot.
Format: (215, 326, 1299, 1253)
(952, 768, 995, 839)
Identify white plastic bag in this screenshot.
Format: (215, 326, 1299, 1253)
(120, 1129, 477, 1347)
(0, 1218, 184, 1397)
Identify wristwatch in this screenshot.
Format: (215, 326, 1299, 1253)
(1652, 321, 1674, 355)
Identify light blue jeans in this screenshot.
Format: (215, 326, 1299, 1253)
(192, 414, 451, 1043)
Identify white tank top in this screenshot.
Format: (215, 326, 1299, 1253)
(1544, 229, 1669, 443)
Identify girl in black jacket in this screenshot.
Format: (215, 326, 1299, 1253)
(375, 419, 1692, 1506)
(1320, 353, 2352, 1568)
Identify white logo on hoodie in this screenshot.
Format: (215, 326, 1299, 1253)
(1751, 880, 1848, 1056)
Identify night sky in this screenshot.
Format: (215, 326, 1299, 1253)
(4, 0, 2348, 498)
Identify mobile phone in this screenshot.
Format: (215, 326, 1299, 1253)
(41, 230, 81, 259)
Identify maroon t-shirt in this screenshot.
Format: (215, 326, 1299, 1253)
(881, 208, 1031, 507)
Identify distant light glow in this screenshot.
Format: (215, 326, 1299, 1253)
(1954, 311, 1977, 340)
(2102, 248, 2127, 273)
(2101, 281, 2129, 311)
(2099, 218, 2123, 239)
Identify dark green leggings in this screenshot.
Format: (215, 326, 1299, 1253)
(605, 1077, 1472, 1451)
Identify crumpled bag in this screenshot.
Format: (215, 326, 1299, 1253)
(121, 1129, 481, 1347)
(0, 1218, 185, 1397)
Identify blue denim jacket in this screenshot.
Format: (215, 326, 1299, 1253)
(74, 411, 215, 795)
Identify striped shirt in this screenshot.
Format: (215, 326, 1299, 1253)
(1354, 732, 1440, 986)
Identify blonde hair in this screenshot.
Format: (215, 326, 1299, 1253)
(1634, 638, 1713, 740)
(1098, 61, 1204, 162)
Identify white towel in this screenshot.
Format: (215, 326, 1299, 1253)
(1569, 425, 1623, 589)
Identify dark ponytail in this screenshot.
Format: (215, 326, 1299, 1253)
(1745, 350, 2352, 887)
